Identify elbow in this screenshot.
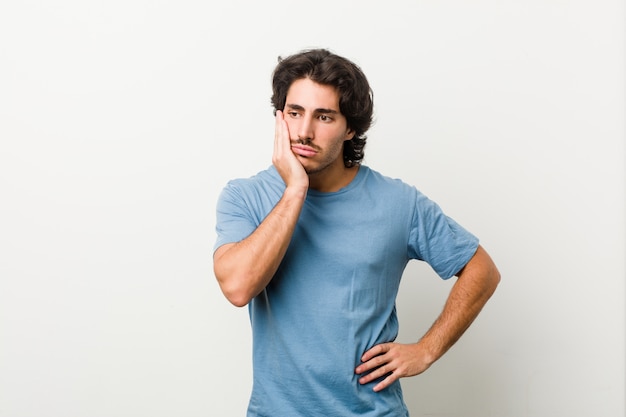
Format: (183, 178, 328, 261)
(487, 264, 501, 297)
(472, 245, 501, 296)
(214, 255, 253, 307)
(224, 288, 253, 308)
(213, 244, 266, 307)
(492, 260, 501, 285)
(215, 271, 256, 307)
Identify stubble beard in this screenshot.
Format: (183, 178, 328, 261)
(299, 140, 345, 176)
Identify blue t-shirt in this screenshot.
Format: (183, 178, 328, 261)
(214, 165, 479, 417)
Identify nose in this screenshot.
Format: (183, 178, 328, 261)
(296, 115, 314, 142)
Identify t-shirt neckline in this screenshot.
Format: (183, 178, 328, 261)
(306, 165, 368, 197)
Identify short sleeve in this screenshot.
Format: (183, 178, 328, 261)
(407, 190, 479, 279)
(213, 182, 258, 253)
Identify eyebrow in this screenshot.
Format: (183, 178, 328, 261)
(285, 103, 340, 115)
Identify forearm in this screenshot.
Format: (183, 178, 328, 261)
(416, 245, 500, 364)
(214, 186, 307, 307)
(355, 246, 500, 392)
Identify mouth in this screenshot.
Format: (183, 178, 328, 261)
(291, 144, 318, 158)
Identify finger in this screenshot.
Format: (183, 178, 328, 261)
(360, 343, 389, 362)
(274, 110, 293, 160)
(358, 362, 391, 385)
(355, 352, 388, 375)
(273, 110, 285, 157)
(373, 372, 399, 392)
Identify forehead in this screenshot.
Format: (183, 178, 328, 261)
(285, 78, 341, 111)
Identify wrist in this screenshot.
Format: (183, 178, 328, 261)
(283, 185, 308, 200)
(413, 340, 440, 367)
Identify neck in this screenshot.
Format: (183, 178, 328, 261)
(308, 164, 360, 193)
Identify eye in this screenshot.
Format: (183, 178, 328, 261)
(319, 115, 332, 122)
(287, 111, 300, 118)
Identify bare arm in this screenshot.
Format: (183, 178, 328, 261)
(214, 111, 308, 307)
(356, 245, 500, 391)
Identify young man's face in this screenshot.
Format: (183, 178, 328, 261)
(283, 78, 355, 175)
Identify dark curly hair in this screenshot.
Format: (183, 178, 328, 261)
(271, 49, 374, 167)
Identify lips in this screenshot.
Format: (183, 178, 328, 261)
(291, 144, 318, 157)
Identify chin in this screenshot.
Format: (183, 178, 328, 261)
(301, 163, 319, 175)
(296, 158, 317, 174)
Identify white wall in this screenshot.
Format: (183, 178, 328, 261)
(1, 1, 624, 416)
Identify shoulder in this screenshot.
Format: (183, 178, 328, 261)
(226, 166, 282, 187)
(360, 166, 418, 196)
(218, 166, 285, 215)
(222, 166, 284, 195)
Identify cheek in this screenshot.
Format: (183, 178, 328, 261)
(284, 119, 298, 137)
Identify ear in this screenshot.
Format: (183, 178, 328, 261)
(344, 128, 356, 141)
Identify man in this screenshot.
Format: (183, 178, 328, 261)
(213, 48, 500, 416)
